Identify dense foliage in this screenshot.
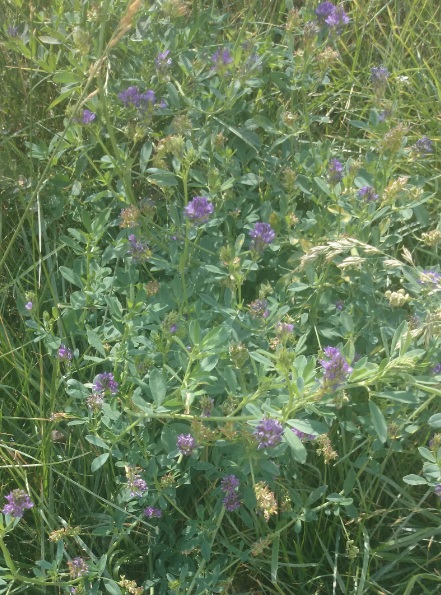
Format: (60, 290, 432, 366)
(1, 0, 441, 593)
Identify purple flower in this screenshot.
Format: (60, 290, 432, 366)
(58, 344, 73, 362)
(358, 186, 379, 202)
(413, 136, 433, 156)
(201, 396, 214, 417)
(320, 346, 352, 390)
(419, 270, 441, 287)
(328, 158, 344, 185)
(144, 506, 163, 518)
(250, 298, 270, 320)
(184, 196, 214, 223)
(220, 475, 240, 493)
(249, 222, 276, 254)
(275, 322, 294, 336)
(126, 467, 148, 498)
(67, 557, 88, 579)
(254, 417, 284, 449)
(223, 490, 241, 511)
(434, 483, 441, 499)
(432, 363, 441, 375)
(128, 234, 150, 261)
(25, 301, 33, 311)
(87, 392, 104, 410)
(81, 109, 96, 124)
(177, 433, 197, 456)
(335, 300, 344, 311)
(155, 50, 172, 69)
(93, 372, 118, 394)
(211, 48, 233, 69)
(325, 5, 350, 28)
(315, 2, 335, 19)
(118, 86, 156, 108)
(371, 66, 390, 88)
(169, 324, 178, 334)
(2, 489, 33, 518)
(291, 428, 316, 441)
(7, 25, 19, 36)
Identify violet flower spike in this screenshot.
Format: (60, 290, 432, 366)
(184, 196, 214, 224)
(93, 372, 119, 394)
(177, 433, 197, 456)
(2, 489, 34, 518)
(320, 346, 352, 390)
(254, 417, 284, 449)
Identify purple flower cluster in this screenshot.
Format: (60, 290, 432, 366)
(2, 489, 34, 518)
(249, 298, 270, 320)
(25, 301, 33, 311)
(358, 186, 379, 202)
(419, 269, 441, 287)
(144, 506, 163, 518)
(432, 363, 441, 375)
(126, 468, 148, 498)
(335, 300, 344, 311)
(220, 474, 241, 511)
(291, 428, 316, 441)
(155, 50, 172, 69)
(87, 392, 104, 410)
(413, 136, 433, 156)
(93, 372, 119, 394)
(254, 417, 284, 449)
(177, 433, 197, 456)
(328, 158, 344, 185)
(81, 109, 96, 124)
(249, 222, 276, 254)
(371, 66, 390, 88)
(434, 483, 441, 499)
(320, 346, 352, 390)
(67, 557, 88, 579)
(315, 2, 349, 29)
(275, 322, 294, 336)
(8, 25, 19, 37)
(211, 48, 233, 70)
(184, 196, 214, 223)
(118, 86, 156, 108)
(58, 344, 73, 362)
(128, 234, 150, 261)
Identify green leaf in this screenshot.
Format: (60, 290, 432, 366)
(402, 474, 427, 485)
(59, 266, 83, 288)
(87, 329, 106, 357)
(314, 176, 332, 197)
(91, 452, 109, 472)
(149, 369, 166, 405)
(391, 320, 408, 354)
(200, 326, 230, 350)
(369, 401, 387, 443)
(284, 429, 307, 463)
(53, 71, 82, 84)
(271, 534, 280, 584)
(85, 435, 109, 450)
(428, 413, 441, 429)
(104, 580, 123, 595)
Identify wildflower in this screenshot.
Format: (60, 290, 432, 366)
(254, 417, 284, 449)
(93, 372, 118, 394)
(371, 66, 390, 89)
(176, 433, 197, 456)
(126, 467, 148, 498)
(49, 525, 81, 542)
(320, 346, 352, 390)
(220, 474, 240, 493)
(275, 322, 294, 337)
(429, 434, 441, 450)
(184, 196, 214, 223)
(434, 483, 441, 500)
(119, 576, 144, 595)
(316, 434, 338, 463)
(25, 301, 33, 310)
(67, 557, 88, 579)
(385, 289, 409, 307)
(128, 234, 151, 261)
(249, 222, 276, 254)
(155, 50, 172, 69)
(249, 298, 270, 320)
(413, 136, 433, 157)
(335, 300, 344, 311)
(291, 428, 316, 441)
(81, 109, 96, 124)
(419, 269, 441, 287)
(325, 5, 349, 29)
(145, 280, 160, 296)
(358, 186, 379, 202)
(7, 25, 19, 36)
(87, 392, 104, 410)
(118, 86, 156, 108)
(2, 489, 34, 518)
(144, 506, 162, 518)
(200, 396, 214, 417)
(169, 324, 178, 334)
(120, 206, 141, 229)
(223, 490, 241, 511)
(379, 123, 407, 154)
(328, 158, 344, 185)
(421, 230, 441, 247)
(58, 344, 73, 362)
(211, 48, 233, 69)
(432, 363, 441, 375)
(315, 2, 335, 20)
(254, 481, 277, 520)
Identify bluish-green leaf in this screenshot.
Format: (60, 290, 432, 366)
(369, 401, 387, 443)
(91, 452, 109, 472)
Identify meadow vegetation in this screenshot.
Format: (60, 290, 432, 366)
(1, 0, 441, 593)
